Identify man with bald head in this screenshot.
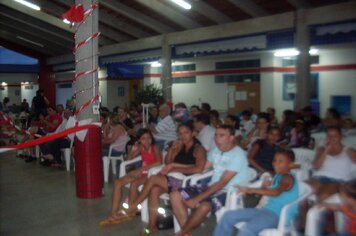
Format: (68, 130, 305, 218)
(147, 103, 177, 150)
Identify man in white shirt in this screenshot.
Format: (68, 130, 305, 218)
(147, 103, 177, 150)
(193, 113, 216, 152)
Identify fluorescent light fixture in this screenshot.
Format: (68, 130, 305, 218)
(309, 48, 319, 55)
(16, 36, 44, 48)
(14, 0, 41, 11)
(274, 49, 300, 57)
(1, 82, 8, 86)
(274, 48, 319, 57)
(151, 61, 162, 67)
(170, 0, 191, 10)
(63, 19, 71, 24)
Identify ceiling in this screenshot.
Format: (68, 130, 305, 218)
(0, 0, 352, 58)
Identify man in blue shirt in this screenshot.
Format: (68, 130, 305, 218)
(170, 125, 248, 236)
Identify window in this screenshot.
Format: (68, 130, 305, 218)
(282, 73, 319, 101)
(215, 74, 260, 83)
(331, 96, 352, 116)
(215, 59, 260, 70)
(172, 64, 195, 72)
(58, 83, 72, 89)
(282, 56, 319, 67)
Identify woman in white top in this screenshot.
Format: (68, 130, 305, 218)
(102, 114, 130, 156)
(309, 126, 356, 201)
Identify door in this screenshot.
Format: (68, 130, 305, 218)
(227, 82, 260, 114)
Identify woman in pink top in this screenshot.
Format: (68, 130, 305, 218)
(101, 128, 162, 225)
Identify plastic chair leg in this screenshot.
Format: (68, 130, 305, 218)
(103, 156, 109, 183)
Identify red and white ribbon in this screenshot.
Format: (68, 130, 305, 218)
(72, 68, 99, 82)
(72, 32, 100, 54)
(0, 122, 101, 154)
(74, 95, 100, 116)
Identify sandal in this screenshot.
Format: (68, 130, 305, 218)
(99, 210, 135, 226)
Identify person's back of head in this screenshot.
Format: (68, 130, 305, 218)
(201, 103, 211, 114)
(194, 113, 211, 126)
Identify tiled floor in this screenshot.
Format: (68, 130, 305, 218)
(0, 152, 215, 236)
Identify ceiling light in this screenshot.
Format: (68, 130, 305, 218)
(170, 0, 191, 10)
(16, 36, 44, 48)
(1, 82, 8, 86)
(14, 0, 41, 11)
(309, 48, 319, 55)
(151, 61, 162, 67)
(63, 19, 71, 24)
(274, 49, 300, 57)
(274, 48, 319, 57)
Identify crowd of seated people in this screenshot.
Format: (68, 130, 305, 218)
(97, 102, 355, 236)
(2, 97, 355, 236)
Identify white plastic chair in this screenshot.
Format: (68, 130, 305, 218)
(305, 194, 344, 236)
(103, 143, 125, 183)
(61, 138, 75, 172)
(291, 148, 316, 181)
(311, 132, 326, 150)
(232, 181, 312, 236)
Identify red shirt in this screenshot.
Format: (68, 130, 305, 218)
(46, 114, 63, 133)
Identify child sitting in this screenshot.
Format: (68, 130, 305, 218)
(317, 180, 356, 236)
(100, 128, 162, 225)
(213, 149, 299, 236)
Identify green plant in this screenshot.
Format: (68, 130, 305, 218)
(133, 84, 163, 105)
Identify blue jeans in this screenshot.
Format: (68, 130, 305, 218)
(213, 208, 279, 236)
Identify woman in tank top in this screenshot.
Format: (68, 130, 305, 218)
(101, 129, 162, 225)
(101, 122, 207, 233)
(102, 114, 129, 156)
(309, 126, 356, 201)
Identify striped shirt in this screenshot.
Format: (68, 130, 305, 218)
(153, 115, 177, 142)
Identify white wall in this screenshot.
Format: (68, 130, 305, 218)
(0, 73, 38, 107)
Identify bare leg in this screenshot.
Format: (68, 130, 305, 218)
(317, 184, 339, 202)
(128, 175, 168, 211)
(111, 175, 135, 216)
(147, 186, 166, 231)
(170, 191, 189, 227)
(176, 202, 212, 236)
(128, 176, 148, 205)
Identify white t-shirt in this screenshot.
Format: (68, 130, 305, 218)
(198, 125, 216, 152)
(153, 115, 177, 142)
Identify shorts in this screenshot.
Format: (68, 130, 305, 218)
(178, 185, 226, 213)
(166, 176, 184, 193)
(312, 176, 345, 184)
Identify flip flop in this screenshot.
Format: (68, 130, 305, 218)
(99, 210, 135, 226)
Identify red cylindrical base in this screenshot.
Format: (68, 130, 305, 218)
(74, 127, 103, 198)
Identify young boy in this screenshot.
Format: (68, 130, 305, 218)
(213, 149, 299, 236)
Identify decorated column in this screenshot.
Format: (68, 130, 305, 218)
(64, 0, 102, 198)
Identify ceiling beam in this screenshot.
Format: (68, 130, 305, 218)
(0, 16, 73, 50)
(99, 24, 132, 43)
(98, 9, 148, 39)
(0, 30, 59, 56)
(0, 7, 73, 43)
(228, 0, 268, 17)
(100, 0, 175, 33)
(192, 1, 232, 24)
(0, 0, 75, 33)
(286, 0, 312, 9)
(99, 36, 117, 46)
(48, 1, 356, 65)
(0, 22, 71, 54)
(134, 0, 202, 29)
